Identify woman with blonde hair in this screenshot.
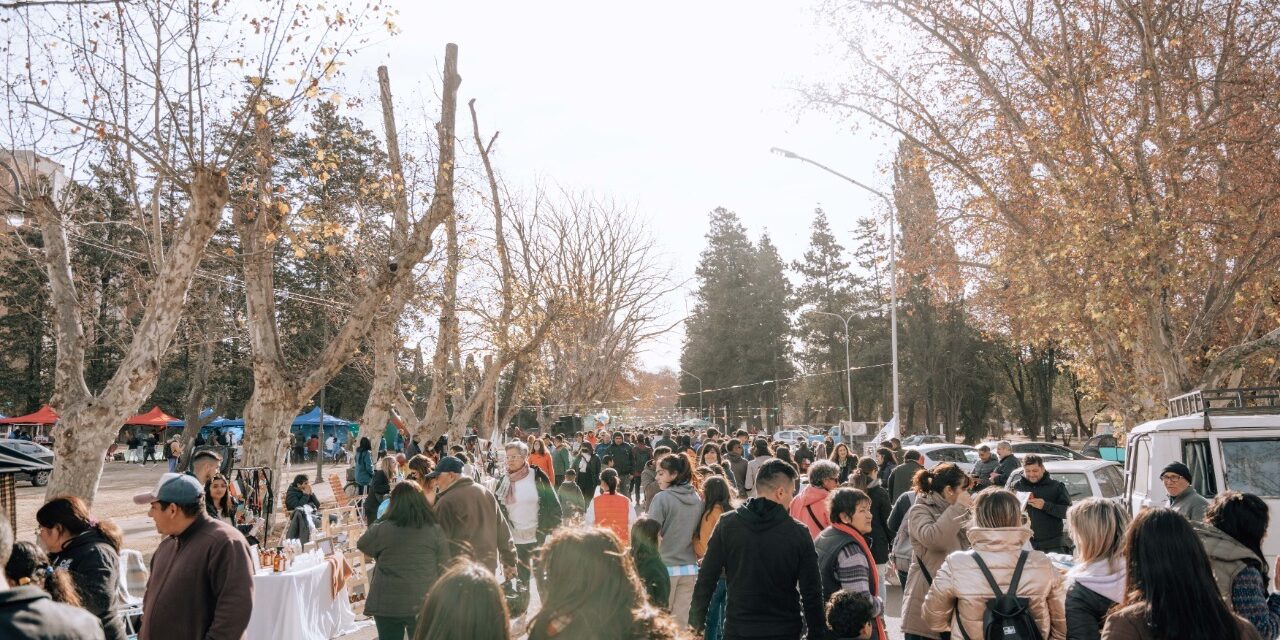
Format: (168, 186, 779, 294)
(1064, 498, 1130, 640)
(921, 488, 1065, 640)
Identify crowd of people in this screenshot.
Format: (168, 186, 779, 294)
(1, 425, 1278, 640)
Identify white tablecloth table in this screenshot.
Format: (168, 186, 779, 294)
(246, 557, 361, 640)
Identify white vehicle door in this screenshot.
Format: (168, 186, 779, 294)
(1125, 434, 1153, 515)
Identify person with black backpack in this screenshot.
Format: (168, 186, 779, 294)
(921, 488, 1065, 640)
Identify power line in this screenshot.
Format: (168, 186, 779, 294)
(516, 362, 892, 411)
(64, 230, 352, 311)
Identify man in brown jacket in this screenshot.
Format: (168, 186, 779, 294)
(428, 456, 517, 575)
(135, 473, 254, 639)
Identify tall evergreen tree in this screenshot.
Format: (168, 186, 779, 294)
(680, 208, 793, 429)
(791, 209, 859, 419)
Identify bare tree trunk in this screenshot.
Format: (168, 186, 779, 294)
(358, 320, 398, 446)
(422, 213, 460, 435)
(238, 45, 462, 492)
(176, 318, 220, 472)
(42, 170, 228, 502)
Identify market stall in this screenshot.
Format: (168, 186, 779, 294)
(0, 404, 60, 442)
(245, 550, 363, 640)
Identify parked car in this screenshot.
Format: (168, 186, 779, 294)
(1127, 387, 1280, 564)
(0, 439, 53, 486)
(771, 430, 809, 446)
(1004, 459, 1125, 502)
(901, 434, 947, 447)
(913, 443, 979, 473)
(979, 440, 1092, 461)
(1081, 433, 1125, 462)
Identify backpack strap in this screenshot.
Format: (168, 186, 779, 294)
(916, 554, 934, 584)
(1007, 549, 1030, 595)
(805, 504, 822, 529)
(968, 551, 1006, 598)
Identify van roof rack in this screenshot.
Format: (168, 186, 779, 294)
(1167, 387, 1280, 430)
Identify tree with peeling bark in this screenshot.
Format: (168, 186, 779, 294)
(814, 0, 1280, 425)
(0, 1, 372, 502)
(234, 45, 462, 491)
(383, 95, 565, 448)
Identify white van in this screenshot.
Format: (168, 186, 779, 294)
(1124, 388, 1280, 563)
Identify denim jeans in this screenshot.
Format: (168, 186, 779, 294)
(704, 575, 727, 640)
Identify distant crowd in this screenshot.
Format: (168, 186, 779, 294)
(1, 425, 1276, 640)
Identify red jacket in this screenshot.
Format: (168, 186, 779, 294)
(788, 485, 830, 539)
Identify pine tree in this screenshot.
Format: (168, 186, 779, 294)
(680, 208, 793, 429)
(791, 209, 860, 419)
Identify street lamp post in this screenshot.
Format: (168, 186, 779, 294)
(679, 369, 704, 418)
(810, 310, 854, 422)
(772, 147, 901, 426)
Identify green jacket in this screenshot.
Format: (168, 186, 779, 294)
(552, 445, 571, 476)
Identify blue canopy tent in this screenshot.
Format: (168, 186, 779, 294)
(166, 409, 226, 431)
(291, 407, 353, 444)
(202, 416, 245, 442)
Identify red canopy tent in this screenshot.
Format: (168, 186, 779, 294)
(124, 406, 180, 427)
(0, 405, 60, 441)
(0, 404, 59, 424)
(0, 405, 59, 425)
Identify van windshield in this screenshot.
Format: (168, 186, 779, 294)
(1220, 438, 1280, 497)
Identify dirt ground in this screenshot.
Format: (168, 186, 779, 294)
(13, 457, 351, 560)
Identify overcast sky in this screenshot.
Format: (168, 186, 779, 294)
(350, 1, 895, 369)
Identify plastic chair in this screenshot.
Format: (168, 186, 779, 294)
(117, 549, 147, 639)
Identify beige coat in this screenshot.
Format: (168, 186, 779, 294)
(921, 526, 1066, 640)
(901, 491, 972, 638)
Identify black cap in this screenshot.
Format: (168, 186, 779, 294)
(1161, 462, 1193, 483)
(424, 456, 464, 478)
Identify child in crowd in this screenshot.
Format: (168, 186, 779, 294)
(826, 590, 876, 640)
(557, 468, 587, 521)
(630, 517, 670, 610)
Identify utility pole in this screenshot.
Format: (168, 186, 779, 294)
(810, 310, 854, 421)
(679, 369, 704, 417)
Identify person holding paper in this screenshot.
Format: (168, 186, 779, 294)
(1010, 454, 1072, 554)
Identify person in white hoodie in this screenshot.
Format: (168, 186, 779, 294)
(1064, 498, 1131, 640)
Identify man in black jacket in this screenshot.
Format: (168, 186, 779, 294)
(630, 436, 651, 503)
(886, 449, 924, 501)
(689, 459, 825, 640)
(989, 440, 1021, 487)
(0, 516, 105, 639)
(604, 431, 634, 478)
(1010, 454, 1072, 553)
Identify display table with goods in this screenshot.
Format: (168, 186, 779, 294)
(245, 548, 364, 640)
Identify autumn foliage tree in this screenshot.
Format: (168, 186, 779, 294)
(815, 0, 1280, 424)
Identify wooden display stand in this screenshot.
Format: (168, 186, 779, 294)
(344, 549, 369, 613)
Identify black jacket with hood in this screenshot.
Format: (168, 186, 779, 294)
(49, 527, 126, 640)
(689, 497, 825, 639)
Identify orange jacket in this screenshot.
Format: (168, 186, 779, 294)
(528, 452, 555, 483)
(590, 493, 634, 544)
